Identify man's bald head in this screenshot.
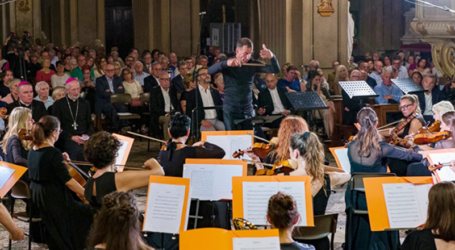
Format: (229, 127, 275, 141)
(265, 73, 278, 90)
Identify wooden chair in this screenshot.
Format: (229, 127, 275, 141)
(110, 93, 141, 122)
(293, 214, 339, 250)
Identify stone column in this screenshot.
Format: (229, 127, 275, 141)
(32, 0, 41, 40)
(97, 0, 105, 45)
(69, 0, 78, 46)
(60, 0, 66, 45)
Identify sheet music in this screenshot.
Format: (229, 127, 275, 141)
(428, 152, 455, 165)
(383, 183, 431, 229)
(436, 167, 455, 181)
(0, 167, 15, 189)
(233, 237, 280, 250)
(183, 164, 244, 200)
(143, 183, 187, 234)
(206, 135, 252, 160)
(115, 140, 128, 166)
(117, 112, 133, 116)
(334, 148, 351, 172)
(242, 181, 306, 226)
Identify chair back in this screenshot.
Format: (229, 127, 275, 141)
(140, 92, 150, 103)
(293, 214, 339, 240)
(111, 93, 132, 105)
(11, 180, 31, 199)
(351, 172, 396, 192)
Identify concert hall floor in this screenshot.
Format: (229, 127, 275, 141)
(1, 140, 349, 249)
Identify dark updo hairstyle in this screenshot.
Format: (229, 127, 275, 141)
(267, 192, 299, 230)
(168, 114, 191, 139)
(306, 70, 321, 91)
(32, 115, 60, 146)
(88, 191, 151, 250)
(84, 131, 121, 169)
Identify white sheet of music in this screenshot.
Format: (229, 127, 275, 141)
(183, 164, 244, 200)
(115, 140, 129, 166)
(428, 152, 455, 181)
(335, 148, 351, 172)
(143, 183, 187, 234)
(383, 183, 431, 229)
(242, 181, 306, 226)
(233, 237, 280, 250)
(206, 135, 252, 160)
(0, 167, 15, 189)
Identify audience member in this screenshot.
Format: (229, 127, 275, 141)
(51, 61, 70, 89)
(333, 65, 349, 95)
(36, 58, 56, 88)
(258, 73, 291, 128)
(416, 74, 444, 123)
(143, 62, 162, 93)
(374, 69, 402, 104)
(94, 56, 106, 79)
(7, 81, 47, 121)
(133, 61, 149, 87)
(278, 65, 303, 92)
(388, 55, 409, 79)
(34, 81, 54, 109)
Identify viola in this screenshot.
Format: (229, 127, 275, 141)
(413, 131, 451, 145)
(18, 129, 33, 141)
(0, 107, 8, 120)
(255, 159, 298, 176)
(233, 143, 273, 160)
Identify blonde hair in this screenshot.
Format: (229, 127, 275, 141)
(270, 116, 309, 162)
(2, 107, 32, 152)
(433, 101, 454, 116)
(400, 94, 421, 114)
(333, 65, 349, 95)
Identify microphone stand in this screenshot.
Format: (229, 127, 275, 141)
(191, 11, 206, 142)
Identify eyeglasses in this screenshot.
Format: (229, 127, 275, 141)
(351, 75, 360, 79)
(105, 69, 114, 72)
(398, 104, 413, 111)
(160, 78, 170, 81)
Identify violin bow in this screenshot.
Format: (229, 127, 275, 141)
(246, 132, 270, 143)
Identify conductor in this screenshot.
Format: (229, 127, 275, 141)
(208, 38, 280, 130)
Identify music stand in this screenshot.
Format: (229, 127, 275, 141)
(339, 81, 379, 99)
(286, 91, 328, 129)
(391, 78, 426, 94)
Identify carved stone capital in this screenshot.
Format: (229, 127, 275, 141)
(410, 21, 455, 38)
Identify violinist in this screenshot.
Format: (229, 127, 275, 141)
(286, 132, 350, 249)
(345, 108, 423, 250)
(83, 131, 164, 210)
(2, 107, 33, 170)
(248, 115, 309, 170)
(159, 114, 225, 177)
(407, 111, 455, 176)
(388, 94, 425, 145)
(28, 115, 92, 250)
(432, 101, 454, 124)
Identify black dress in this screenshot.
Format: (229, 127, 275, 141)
(159, 142, 225, 177)
(401, 229, 437, 250)
(84, 172, 116, 210)
(28, 146, 93, 250)
(345, 140, 422, 250)
(6, 135, 29, 181)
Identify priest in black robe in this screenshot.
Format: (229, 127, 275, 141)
(53, 78, 93, 163)
(7, 81, 47, 122)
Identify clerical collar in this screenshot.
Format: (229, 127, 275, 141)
(19, 99, 31, 107)
(68, 95, 79, 102)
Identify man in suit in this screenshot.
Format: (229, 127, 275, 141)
(171, 61, 189, 94)
(149, 72, 180, 140)
(142, 51, 153, 75)
(143, 62, 162, 93)
(257, 73, 291, 128)
(7, 81, 47, 122)
(186, 67, 224, 134)
(95, 63, 126, 131)
(416, 74, 444, 123)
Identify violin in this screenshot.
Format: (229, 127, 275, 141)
(63, 160, 89, 204)
(233, 143, 273, 160)
(387, 113, 417, 145)
(413, 131, 451, 145)
(427, 120, 441, 133)
(428, 162, 453, 172)
(0, 107, 8, 120)
(254, 159, 298, 176)
(18, 129, 33, 141)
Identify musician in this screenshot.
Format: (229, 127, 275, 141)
(28, 115, 92, 250)
(7, 81, 47, 122)
(53, 78, 93, 162)
(186, 67, 225, 133)
(248, 116, 309, 169)
(208, 37, 280, 130)
(159, 114, 225, 177)
(149, 72, 181, 140)
(87, 192, 153, 250)
(2, 108, 33, 169)
(345, 108, 422, 250)
(402, 182, 455, 250)
(433, 101, 454, 123)
(257, 73, 292, 128)
(83, 131, 164, 210)
(416, 74, 444, 123)
(267, 192, 316, 250)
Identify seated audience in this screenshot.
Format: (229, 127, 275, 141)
(402, 182, 455, 250)
(172, 61, 189, 94)
(0, 69, 12, 98)
(47, 87, 66, 114)
(80, 65, 96, 114)
(370, 60, 383, 84)
(278, 65, 304, 92)
(7, 81, 47, 122)
(149, 72, 180, 140)
(342, 70, 367, 125)
(143, 62, 162, 93)
(51, 61, 70, 89)
(36, 58, 56, 88)
(34, 81, 54, 109)
(374, 69, 402, 104)
(180, 74, 196, 114)
(333, 65, 349, 95)
(388, 55, 409, 79)
(443, 75, 455, 105)
(93, 56, 106, 79)
(258, 73, 292, 128)
(267, 192, 315, 250)
(186, 67, 225, 132)
(133, 61, 149, 87)
(414, 58, 431, 76)
(411, 71, 423, 85)
(357, 61, 377, 89)
(2, 78, 19, 104)
(416, 74, 444, 123)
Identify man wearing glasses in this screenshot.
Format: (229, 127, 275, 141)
(95, 63, 127, 132)
(71, 55, 94, 80)
(143, 62, 162, 93)
(388, 55, 409, 79)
